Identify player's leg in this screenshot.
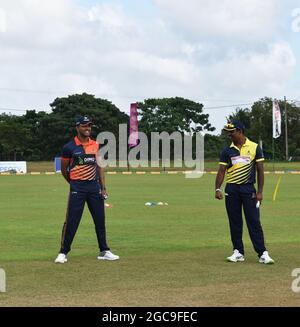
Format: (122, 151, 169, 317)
(87, 192, 119, 260)
(241, 185, 266, 257)
(225, 184, 244, 256)
(59, 191, 87, 255)
(86, 191, 110, 252)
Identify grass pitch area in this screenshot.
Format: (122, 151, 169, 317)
(0, 173, 299, 306)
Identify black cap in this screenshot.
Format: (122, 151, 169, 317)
(223, 120, 245, 132)
(75, 115, 92, 126)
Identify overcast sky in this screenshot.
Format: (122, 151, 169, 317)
(0, 0, 299, 133)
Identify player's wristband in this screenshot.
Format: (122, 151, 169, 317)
(215, 188, 222, 192)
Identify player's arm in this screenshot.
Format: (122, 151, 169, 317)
(98, 166, 108, 198)
(96, 144, 108, 198)
(215, 164, 227, 200)
(255, 145, 264, 203)
(215, 148, 228, 200)
(61, 144, 72, 184)
(256, 161, 264, 202)
(61, 158, 70, 184)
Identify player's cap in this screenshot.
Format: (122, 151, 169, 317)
(75, 115, 93, 126)
(223, 120, 245, 132)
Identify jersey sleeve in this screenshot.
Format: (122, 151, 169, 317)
(61, 144, 72, 160)
(219, 147, 229, 166)
(255, 145, 264, 162)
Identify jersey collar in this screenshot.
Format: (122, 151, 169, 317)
(74, 136, 94, 146)
(230, 137, 250, 151)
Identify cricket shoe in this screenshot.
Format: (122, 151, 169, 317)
(54, 253, 68, 264)
(97, 250, 119, 261)
(226, 249, 245, 262)
(259, 251, 274, 264)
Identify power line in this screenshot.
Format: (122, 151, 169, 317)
(0, 107, 51, 113)
(204, 103, 253, 110)
(0, 107, 28, 112)
(0, 88, 260, 102)
(0, 87, 119, 98)
(1, 99, 299, 114)
(0, 87, 66, 95)
(1, 88, 299, 103)
(204, 99, 300, 110)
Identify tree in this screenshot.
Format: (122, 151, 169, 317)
(204, 134, 224, 159)
(0, 114, 32, 160)
(40, 93, 129, 160)
(138, 97, 215, 134)
(50, 93, 128, 138)
(137, 97, 215, 162)
(227, 97, 300, 160)
(0, 94, 129, 161)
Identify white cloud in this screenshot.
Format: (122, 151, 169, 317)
(0, 8, 6, 33)
(88, 3, 125, 30)
(155, 0, 279, 41)
(291, 7, 300, 32)
(0, 0, 77, 48)
(57, 73, 116, 96)
(0, 0, 298, 133)
(119, 51, 197, 84)
(204, 42, 296, 95)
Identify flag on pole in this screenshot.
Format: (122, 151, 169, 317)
(273, 100, 281, 139)
(129, 103, 138, 148)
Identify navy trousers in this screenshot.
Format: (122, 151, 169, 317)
(60, 181, 109, 254)
(225, 183, 266, 257)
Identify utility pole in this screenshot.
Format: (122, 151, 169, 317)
(259, 115, 263, 153)
(284, 96, 289, 161)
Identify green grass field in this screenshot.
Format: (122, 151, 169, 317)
(0, 173, 299, 307)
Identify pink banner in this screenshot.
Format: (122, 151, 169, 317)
(129, 103, 138, 148)
(272, 100, 281, 139)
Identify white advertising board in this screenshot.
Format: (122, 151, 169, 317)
(0, 161, 27, 173)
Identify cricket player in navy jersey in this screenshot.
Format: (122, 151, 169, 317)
(215, 121, 274, 264)
(54, 115, 119, 263)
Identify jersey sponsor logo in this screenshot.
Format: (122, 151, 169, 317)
(83, 157, 96, 164)
(231, 155, 251, 165)
(73, 154, 96, 165)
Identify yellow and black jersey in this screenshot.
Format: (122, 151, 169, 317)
(219, 138, 264, 185)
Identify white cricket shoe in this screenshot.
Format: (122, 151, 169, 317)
(259, 251, 274, 264)
(54, 253, 68, 264)
(226, 249, 245, 262)
(97, 250, 119, 261)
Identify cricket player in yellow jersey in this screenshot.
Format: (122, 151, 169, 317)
(215, 121, 274, 264)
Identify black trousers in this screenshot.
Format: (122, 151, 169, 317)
(225, 183, 266, 257)
(60, 181, 109, 254)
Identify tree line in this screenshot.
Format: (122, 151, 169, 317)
(0, 93, 299, 161)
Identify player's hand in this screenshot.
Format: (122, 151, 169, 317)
(215, 190, 223, 200)
(256, 192, 263, 203)
(102, 189, 108, 200)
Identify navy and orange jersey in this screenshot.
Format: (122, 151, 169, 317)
(61, 136, 99, 182)
(219, 138, 264, 185)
